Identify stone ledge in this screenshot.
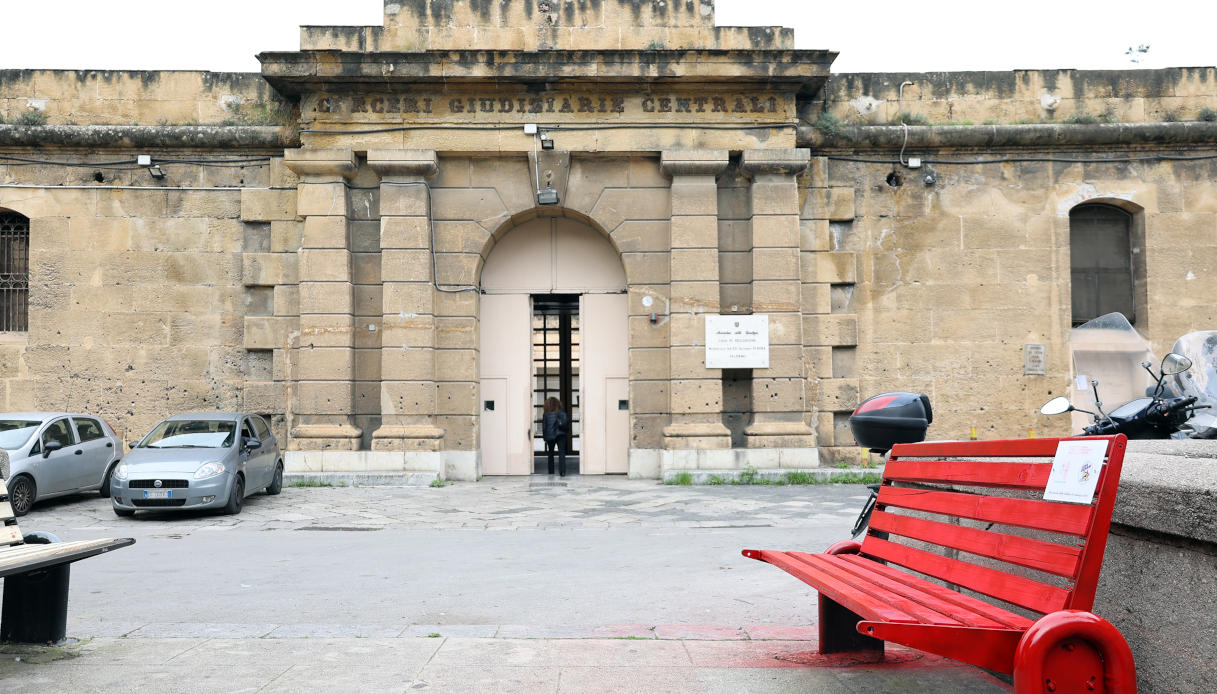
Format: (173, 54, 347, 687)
(0, 124, 294, 149)
(799, 121, 1217, 151)
(1113, 440, 1217, 543)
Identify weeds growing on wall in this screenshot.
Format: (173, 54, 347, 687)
(892, 112, 930, 126)
(221, 101, 293, 126)
(15, 111, 48, 126)
(812, 112, 844, 138)
(1200, 107, 1217, 122)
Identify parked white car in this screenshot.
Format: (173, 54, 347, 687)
(0, 412, 123, 515)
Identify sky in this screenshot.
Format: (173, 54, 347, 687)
(0, 0, 1211, 74)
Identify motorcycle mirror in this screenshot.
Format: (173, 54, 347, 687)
(1040, 396, 1074, 416)
(1161, 353, 1192, 376)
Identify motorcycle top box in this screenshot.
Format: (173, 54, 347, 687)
(849, 392, 933, 453)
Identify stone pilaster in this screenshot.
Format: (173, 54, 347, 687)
(660, 150, 732, 450)
(284, 148, 362, 450)
(366, 150, 445, 452)
(741, 149, 816, 449)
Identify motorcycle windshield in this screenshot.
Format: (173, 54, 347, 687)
(1171, 331, 1217, 436)
(1070, 313, 1155, 431)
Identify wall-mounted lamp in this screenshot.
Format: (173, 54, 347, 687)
(539, 133, 555, 150)
(536, 188, 560, 205)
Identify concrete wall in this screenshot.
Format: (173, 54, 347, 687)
(1095, 440, 1217, 694)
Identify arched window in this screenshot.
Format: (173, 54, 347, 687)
(1070, 204, 1134, 326)
(0, 210, 30, 332)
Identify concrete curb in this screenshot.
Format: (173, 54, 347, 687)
(283, 472, 439, 487)
(661, 467, 883, 485)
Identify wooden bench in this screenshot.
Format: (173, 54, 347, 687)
(744, 435, 1137, 694)
(0, 475, 134, 643)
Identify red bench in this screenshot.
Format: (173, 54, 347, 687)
(744, 435, 1137, 693)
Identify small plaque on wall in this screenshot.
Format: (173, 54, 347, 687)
(1025, 344, 1047, 375)
(705, 315, 769, 369)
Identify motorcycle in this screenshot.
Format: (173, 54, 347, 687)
(1039, 312, 1207, 438)
(1169, 330, 1217, 438)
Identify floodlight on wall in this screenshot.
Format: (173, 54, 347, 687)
(137, 154, 165, 179)
(536, 188, 560, 205)
(539, 133, 555, 150)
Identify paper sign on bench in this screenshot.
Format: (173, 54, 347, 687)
(1043, 439, 1108, 503)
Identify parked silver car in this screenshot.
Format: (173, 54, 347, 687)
(0, 412, 124, 516)
(110, 412, 282, 517)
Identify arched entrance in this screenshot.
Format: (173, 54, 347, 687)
(478, 213, 628, 476)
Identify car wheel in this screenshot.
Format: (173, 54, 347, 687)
(266, 463, 283, 495)
(223, 475, 244, 515)
(113, 507, 135, 517)
(98, 465, 115, 498)
(8, 475, 36, 516)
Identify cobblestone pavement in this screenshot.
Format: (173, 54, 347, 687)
(28, 475, 869, 535)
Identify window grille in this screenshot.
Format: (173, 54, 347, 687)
(1070, 204, 1133, 326)
(0, 211, 29, 332)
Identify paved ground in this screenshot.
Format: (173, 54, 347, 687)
(1, 476, 1010, 693)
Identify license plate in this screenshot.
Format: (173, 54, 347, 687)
(143, 490, 172, 499)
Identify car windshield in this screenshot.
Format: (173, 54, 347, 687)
(0, 420, 42, 449)
(140, 420, 236, 449)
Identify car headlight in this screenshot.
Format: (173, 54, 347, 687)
(194, 461, 226, 480)
(113, 463, 129, 481)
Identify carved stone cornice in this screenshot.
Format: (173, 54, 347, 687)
(661, 149, 729, 178)
(740, 148, 810, 177)
(284, 148, 357, 180)
(367, 149, 439, 178)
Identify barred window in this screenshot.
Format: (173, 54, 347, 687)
(1070, 204, 1134, 326)
(0, 211, 30, 332)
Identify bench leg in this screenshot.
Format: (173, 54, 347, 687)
(818, 594, 884, 656)
(1, 564, 71, 644)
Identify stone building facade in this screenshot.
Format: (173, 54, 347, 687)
(1, 1, 1215, 481)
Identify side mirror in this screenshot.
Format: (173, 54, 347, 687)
(43, 440, 65, 458)
(1040, 396, 1073, 416)
(1162, 353, 1192, 376)
(128, 441, 140, 450)
(243, 438, 262, 450)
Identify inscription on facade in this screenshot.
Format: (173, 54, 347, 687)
(307, 93, 790, 119)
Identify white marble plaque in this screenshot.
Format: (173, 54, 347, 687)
(705, 315, 769, 369)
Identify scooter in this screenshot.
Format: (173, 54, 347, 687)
(1040, 313, 1206, 438)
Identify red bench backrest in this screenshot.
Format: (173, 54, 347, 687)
(866, 435, 1127, 616)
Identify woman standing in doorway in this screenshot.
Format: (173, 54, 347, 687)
(542, 397, 568, 476)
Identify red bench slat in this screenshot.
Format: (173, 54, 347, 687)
(839, 554, 1033, 629)
(860, 535, 1071, 614)
(891, 437, 1080, 458)
(804, 553, 1013, 628)
(868, 509, 1082, 578)
(744, 549, 914, 624)
(882, 459, 1054, 490)
(876, 485, 1095, 536)
(793, 553, 975, 626)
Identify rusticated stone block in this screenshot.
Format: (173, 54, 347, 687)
(803, 314, 858, 346)
(243, 253, 297, 287)
(241, 188, 297, 222)
(817, 378, 860, 413)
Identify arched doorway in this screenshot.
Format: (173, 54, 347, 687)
(478, 213, 628, 476)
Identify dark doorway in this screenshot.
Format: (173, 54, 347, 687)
(532, 294, 580, 474)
